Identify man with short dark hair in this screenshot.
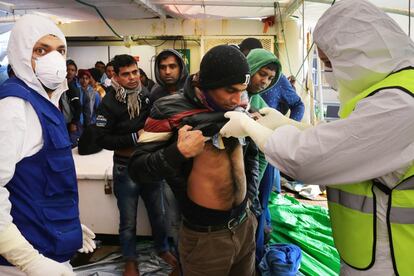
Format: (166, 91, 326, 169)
(94, 61, 105, 75)
(60, 59, 83, 147)
(129, 45, 257, 276)
(239, 37, 263, 56)
(94, 54, 173, 276)
(103, 61, 115, 87)
(150, 49, 188, 102)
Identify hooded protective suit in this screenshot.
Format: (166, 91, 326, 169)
(262, 0, 414, 275)
(0, 14, 68, 233)
(0, 14, 94, 276)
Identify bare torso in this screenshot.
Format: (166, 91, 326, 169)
(187, 139, 246, 210)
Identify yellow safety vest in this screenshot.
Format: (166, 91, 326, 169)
(327, 68, 414, 275)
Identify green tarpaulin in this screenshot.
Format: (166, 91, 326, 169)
(269, 193, 340, 276)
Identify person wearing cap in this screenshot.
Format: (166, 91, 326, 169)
(129, 45, 257, 275)
(221, 0, 414, 274)
(0, 14, 95, 276)
(78, 69, 100, 126)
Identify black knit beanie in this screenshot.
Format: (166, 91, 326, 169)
(199, 45, 250, 90)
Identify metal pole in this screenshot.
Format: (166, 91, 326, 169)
(302, 1, 305, 82)
(409, 0, 411, 37)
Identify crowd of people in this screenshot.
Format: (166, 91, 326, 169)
(1, 0, 414, 275)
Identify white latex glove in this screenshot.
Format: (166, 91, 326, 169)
(220, 111, 251, 138)
(257, 107, 311, 130)
(220, 111, 274, 152)
(78, 224, 96, 254)
(0, 223, 75, 276)
(22, 254, 75, 276)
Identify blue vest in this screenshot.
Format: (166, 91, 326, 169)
(0, 78, 82, 265)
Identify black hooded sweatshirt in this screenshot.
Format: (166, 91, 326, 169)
(150, 49, 189, 103)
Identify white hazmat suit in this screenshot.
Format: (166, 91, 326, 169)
(0, 14, 95, 276)
(220, 0, 414, 274)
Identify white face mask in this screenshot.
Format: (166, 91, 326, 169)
(324, 69, 338, 91)
(34, 50, 67, 90)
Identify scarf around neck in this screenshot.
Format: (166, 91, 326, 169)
(111, 78, 142, 119)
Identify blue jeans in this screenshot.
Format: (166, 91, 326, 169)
(256, 165, 281, 263)
(113, 162, 169, 259)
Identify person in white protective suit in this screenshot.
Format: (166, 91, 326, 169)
(0, 14, 95, 276)
(220, 0, 414, 275)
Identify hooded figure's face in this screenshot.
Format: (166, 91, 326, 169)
(7, 14, 68, 105)
(31, 35, 66, 76)
(159, 55, 180, 85)
(248, 66, 276, 94)
(314, 0, 414, 112)
(245, 48, 281, 96)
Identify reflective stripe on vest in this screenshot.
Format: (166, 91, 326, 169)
(327, 68, 414, 275)
(327, 188, 374, 214)
(327, 183, 375, 269)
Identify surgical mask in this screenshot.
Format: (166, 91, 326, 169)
(35, 50, 67, 90)
(324, 69, 338, 91)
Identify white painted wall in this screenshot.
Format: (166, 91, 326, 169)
(67, 45, 156, 77)
(110, 45, 156, 79)
(67, 46, 108, 70)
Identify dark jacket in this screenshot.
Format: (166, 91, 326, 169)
(60, 80, 81, 124)
(94, 86, 151, 151)
(150, 49, 189, 103)
(128, 76, 259, 223)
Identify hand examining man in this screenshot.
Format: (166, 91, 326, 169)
(220, 111, 253, 138)
(257, 107, 310, 130)
(177, 125, 205, 158)
(220, 111, 274, 152)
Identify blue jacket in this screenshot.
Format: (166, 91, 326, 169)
(259, 243, 302, 276)
(261, 74, 304, 122)
(0, 78, 82, 265)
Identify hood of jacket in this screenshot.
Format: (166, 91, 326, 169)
(246, 48, 281, 96)
(154, 49, 189, 89)
(7, 14, 68, 106)
(314, 0, 414, 106)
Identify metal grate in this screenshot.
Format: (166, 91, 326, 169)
(201, 36, 274, 56)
